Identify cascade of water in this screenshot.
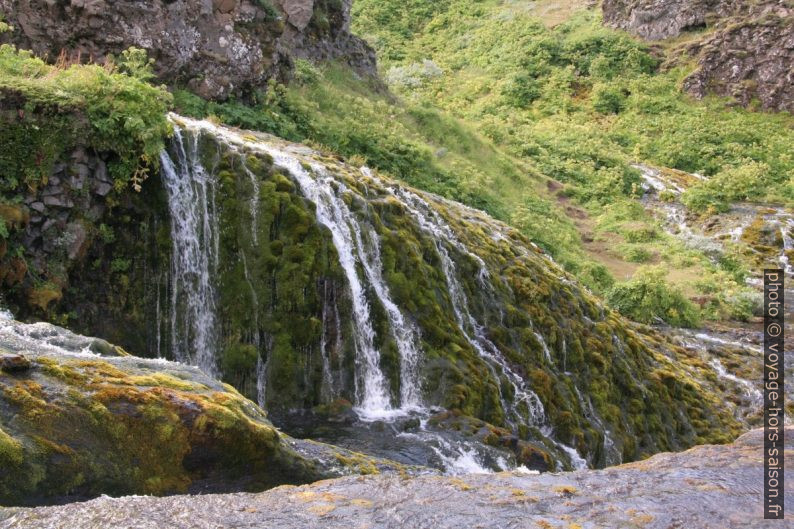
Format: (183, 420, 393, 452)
(159, 127, 220, 376)
(534, 331, 554, 365)
(572, 384, 621, 466)
(393, 187, 545, 426)
(240, 156, 261, 246)
(255, 355, 268, 408)
(165, 116, 428, 417)
(335, 179, 423, 409)
(709, 358, 763, 405)
(319, 281, 339, 401)
(255, 152, 395, 416)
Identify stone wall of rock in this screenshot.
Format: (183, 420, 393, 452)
(602, 0, 738, 41)
(602, 0, 794, 112)
(0, 0, 376, 99)
(682, 9, 794, 113)
(0, 96, 171, 355)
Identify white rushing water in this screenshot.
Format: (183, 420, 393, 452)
(165, 116, 431, 419)
(240, 156, 261, 246)
(709, 358, 763, 406)
(269, 155, 392, 417)
(392, 186, 546, 427)
(159, 128, 220, 376)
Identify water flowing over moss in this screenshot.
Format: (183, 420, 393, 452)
(151, 115, 740, 469)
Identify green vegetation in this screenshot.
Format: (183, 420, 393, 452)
(170, 1, 793, 315)
(606, 267, 701, 327)
(0, 354, 321, 504)
(350, 0, 794, 310)
(0, 45, 171, 192)
(353, 2, 793, 209)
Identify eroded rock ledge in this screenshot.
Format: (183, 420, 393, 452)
(1, 427, 789, 528)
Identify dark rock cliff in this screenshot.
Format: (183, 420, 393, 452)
(602, 0, 794, 112)
(0, 0, 376, 99)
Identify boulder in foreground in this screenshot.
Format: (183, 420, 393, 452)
(0, 316, 414, 506)
(1, 427, 790, 528)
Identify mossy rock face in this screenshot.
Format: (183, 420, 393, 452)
(0, 318, 417, 506)
(3, 109, 743, 473)
(155, 120, 741, 470)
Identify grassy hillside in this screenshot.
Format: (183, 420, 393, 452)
(352, 0, 793, 323)
(170, 0, 793, 326)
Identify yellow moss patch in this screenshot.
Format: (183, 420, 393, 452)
(69, 360, 129, 380)
(333, 452, 379, 475)
(308, 503, 336, 516)
(0, 425, 24, 466)
(128, 373, 200, 391)
(553, 485, 578, 496)
(28, 286, 63, 311)
(36, 357, 87, 384)
(447, 477, 472, 491)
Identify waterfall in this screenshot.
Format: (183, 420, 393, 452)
(392, 186, 545, 426)
(240, 155, 261, 246)
(161, 116, 428, 418)
(273, 155, 393, 416)
(320, 281, 339, 401)
(256, 355, 268, 408)
(338, 177, 423, 409)
(159, 127, 220, 376)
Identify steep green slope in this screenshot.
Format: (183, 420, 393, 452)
(351, 0, 794, 319)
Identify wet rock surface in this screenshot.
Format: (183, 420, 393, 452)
(603, 0, 794, 112)
(0, 315, 416, 506)
(0, 0, 376, 99)
(1, 427, 789, 528)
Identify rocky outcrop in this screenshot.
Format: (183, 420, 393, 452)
(2, 427, 788, 528)
(0, 315, 415, 506)
(0, 0, 376, 99)
(602, 0, 794, 112)
(682, 10, 794, 113)
(602, 0, 738, 40)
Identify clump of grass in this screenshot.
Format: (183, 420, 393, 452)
(0, 44, 172, 192)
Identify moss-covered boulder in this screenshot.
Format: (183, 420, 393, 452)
(0, 315, 414, 507)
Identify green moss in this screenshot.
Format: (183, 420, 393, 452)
(0, 425, 23, 466)
(333, 452, 380, 475)
(0, 352, 323, 505)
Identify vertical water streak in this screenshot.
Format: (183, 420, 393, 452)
(159, 127, 220, 376)
(260, 153, 393, 415)
(320, 281, 338, 401)
(256, 355, 268, 408)
(393, 187, 545, 426)
(240, 155, 261, 246)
